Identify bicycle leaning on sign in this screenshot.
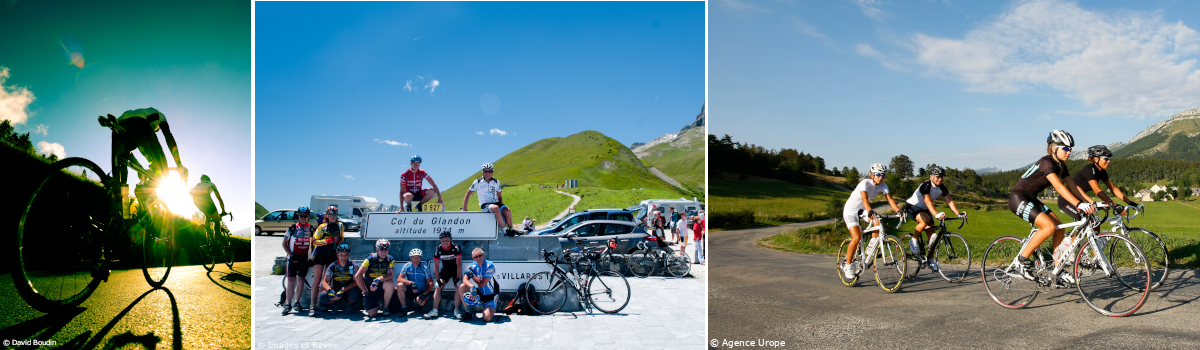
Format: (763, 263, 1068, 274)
(525, 248, 630, 314)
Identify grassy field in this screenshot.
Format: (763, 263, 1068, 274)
(496, 184, 576, 224)
(710, 177, 848, 228)
(562, 187, 685, 212)
(760, 200, 1200, 268)
(639, 127, 704, 192)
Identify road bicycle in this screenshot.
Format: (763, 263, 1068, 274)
(900, 214, 971, 282)
(1098, 204, 1168, 291)
(981, 203, 1151, 317)
(15, 155, 182, 313)
(836, 214, 908, 292)
(569, 238, 632, 277)
(628, 240, 691, 278)
(526, 249, 631, 314)
(200, 212, 235, 272)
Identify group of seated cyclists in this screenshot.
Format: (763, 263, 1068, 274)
(840, 130, 1142, 282)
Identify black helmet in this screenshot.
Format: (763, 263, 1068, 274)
(297, 207, 311, 215)
(336, 243, 351, 253)
(928, 166, 944, 176)
(439, 231, 452, 239)
(1087, 145, 1112, 158)
(1047, 130, 1075, 147)
(200, 174, 211, 182)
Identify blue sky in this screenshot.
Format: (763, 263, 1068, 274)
(254, 1, 704, 211)
(711, 0, 1200, 172)
(0, 0, 252, 234)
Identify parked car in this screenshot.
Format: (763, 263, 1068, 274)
(555, 220, 652, 254)
(255, 209, 360, 236)
(531, 209, 634, 236)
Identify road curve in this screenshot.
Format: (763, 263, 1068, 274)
(708, 220, 1200, 349)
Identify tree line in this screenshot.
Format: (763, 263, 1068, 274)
(709, 134, 829, 185)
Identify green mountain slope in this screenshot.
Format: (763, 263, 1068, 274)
(441, 130, 682, 209)
(255, 202, 269, 220)
(1112, 108, 1200, 161)
(637, 126, 705, 192)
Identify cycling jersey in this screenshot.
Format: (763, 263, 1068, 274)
(189, 182, 218, 218)
(285, 223, 313, 258)
(312, 222, 343, 247)
(466, 260, 497, 296)
(361, 253, 395, 279)
(469, 177, 503, 205)
(1072, 163, 1110, 195)
(1013, 155, 1070, 198)
(324, 260, 358, 285)
(906, 180, 950, 210)
(843, 179, 889, 213)
(435, 244, 461, 268)
(401, 169, 430, 194)
(117, 108, 167, 132)
(399, 261, 432, 293)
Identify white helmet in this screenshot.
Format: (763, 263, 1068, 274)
(409, 248, 423, 257)
(482, 163, 494, 171)
(869, 163, 888, 174)
(1047, 130, 1074, 147)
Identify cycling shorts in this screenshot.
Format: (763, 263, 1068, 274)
(400, 282, 432, 297)
(438, 268, 459, 284)
(311, 245, 337, 266)
(364, 286, 385, 310)
(480, 203, 508, 211)
(1008, 192, 1052, 225)
(407, 190, 425, 202)
(287, 256, 311, 278)
(318, 285, 361, 305)
(902, 204, 934, 222)
(1056, 197, 1083, 221)
(842, 209, 871, 229)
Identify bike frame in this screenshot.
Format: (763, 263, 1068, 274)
(848, 215, 903, 275)
(1003, 206, 1116, 283)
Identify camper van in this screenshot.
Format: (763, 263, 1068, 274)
(631, 198, 704, 227)
(310, 195, 380, 231)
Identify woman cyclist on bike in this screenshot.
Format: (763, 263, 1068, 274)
(903, 166, 965, 271)
(841, 163, 904, 280)
(309, 205, 345, 315)
(1057, 145, 1142, 220)
(1009, 130, 1095, 279)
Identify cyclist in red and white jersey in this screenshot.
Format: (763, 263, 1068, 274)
(841, 163, 904, 279)
(902, 166, 965, 270)
(1058, 145, 1141, 220)
(1008, 130, 1095, 279)
(281, 207, 314, 315)
(400, 155, 443, 212)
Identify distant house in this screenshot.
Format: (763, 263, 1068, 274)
(1164, 194, 1175, 201)
(1170, 186, 1179, 191)
(1192, 188, 1200, 196)
(1136, 189, 1154, 202)
(1149, 184, 1168, 193)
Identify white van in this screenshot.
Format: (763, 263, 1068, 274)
(310, 195, 380, 230)
(631, 198, 704, 227)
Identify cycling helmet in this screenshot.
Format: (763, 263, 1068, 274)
(411, 155, 422, 163)
(336, 243, 351, 253)
(869, 163, 888, 174)
(200, 174, 211, 182)
(928, 166, 944, 176)
(297, 207, 311, 215)
(1087, 145, 1112, 158)
(375, 238, 390, 250)
(1047, 129, 1075, 147)
(326, 205, 338, 216)
(482, 163, 494, 171)
(462, 291, 482, 307)
(439, 231, 452, 239)
(409, 248, 423, 257)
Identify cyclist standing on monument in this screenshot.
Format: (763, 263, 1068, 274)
(463, 163, 517, 235)
(400, 155, 444, 212)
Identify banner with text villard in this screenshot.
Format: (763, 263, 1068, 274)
(363, 211, 499, 240)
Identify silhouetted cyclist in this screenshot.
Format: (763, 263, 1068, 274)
(190, 174, 228, 227)
(97, 107, 187, 213)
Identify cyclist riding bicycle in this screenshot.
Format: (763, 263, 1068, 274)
(281, 206, 314, 315)
(400, 155, 444, 212)
(1009, 130, 1095, 280)
(97, 108, 187, 214)
(189, 174, 227, 228)
(433, 231, 464, 319)
(396, 248, 435, 318)
(1058, 145, 1142, 221)
(902, 166, 965, 271)
(841, 163, 904, 280)
(355, 238, 396, 317)
(309, 205, 345, 316)
(317, 243, 361, 314)
(463, 163, 517, 236)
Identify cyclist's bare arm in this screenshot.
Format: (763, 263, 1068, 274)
(1050, 174, 1093, 214)
(353, 266, 368, 291)
(159, 121, 186, 180)
(427, 176, 444, 204)
(212, 185, 226, 214)
(945, 196, 962, 217)
(462, 190, 474, 211)
(884, 192, 901, 215)
(1085, 179, 1113, 204)
(923, 194, 938, 218)
(282, 234, 292, 256)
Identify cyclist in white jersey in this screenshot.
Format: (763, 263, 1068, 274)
(462, 163, 516, 235)
(902, 166, 965, 270)
(841, 163, 904, 279)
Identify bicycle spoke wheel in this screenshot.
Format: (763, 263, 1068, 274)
(1116, 228, 1168, 291)
(873, 235, 907, 292)
(587, 270, 630, 313)
(665, 254, 691, 277)
(899, 234, 922, 279)
(835, 237, 859, 286)
(628, 250, 655, 278)
(222, 224, 236, 269)
(1077, 234, 1150, 317)
(141, 203, 175, 287)
(936, 233, 971, 283)
(14, 158, 112, 312)
(981, 235, 1040, 309)
(527, 271, 567, 314)
(200, 224, 217, 272)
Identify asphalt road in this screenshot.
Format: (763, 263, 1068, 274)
(1, 263, 251, 349)
(708, 220, 1200, 349)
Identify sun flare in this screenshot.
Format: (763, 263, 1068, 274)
(155, 170, 198, 217)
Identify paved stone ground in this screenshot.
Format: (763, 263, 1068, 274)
(253, 270, 706, 349)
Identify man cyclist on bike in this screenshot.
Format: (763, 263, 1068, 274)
(396, 248, 435, 318)
(1009, 130, 1095, 281)
(840, 163, 904, 280)
(902, 166, 965, 271)
(1058, 145, 1141, 221)
(400, 155, 444, 212)
(459, 247, 500, 322)
(432, 231, 463, 319)
(98, 108, 188, 211)
(189, 174, 227, 229)
(318, 243, 361, 315)
(281, 207, 314, 315)
(310, 205, 345, 315)
(463, 163, 517, 236)
(355, 239, 396, 317)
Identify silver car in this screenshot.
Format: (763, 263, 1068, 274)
(557, 220, 652, 254)
(255, 209, 305, 236)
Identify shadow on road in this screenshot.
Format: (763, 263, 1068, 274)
(1134, 269, 1200, 315)
(2, 287, 182, 350)
(207, 268, 251, 299)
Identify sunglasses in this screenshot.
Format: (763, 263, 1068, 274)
(874, 173, 886, 177)
(298, 215, 309, 219)
(483, 170, 493, 173)
(1058, 146, 1072, 152)
(1101, 156, 1110, 161)
(472, 254, 483, 258)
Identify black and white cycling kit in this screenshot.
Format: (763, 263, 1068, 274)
(1009, 155, 1070, 224)
(469, 177, 505, 210)
(904, 180, 950, 220)
(1057, 163, 1109, 221)
(843, 179, 889, 228)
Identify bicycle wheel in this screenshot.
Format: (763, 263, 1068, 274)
(899, 234, 923, 279)
(14, 158, 113, 313)
(1113, 228, 1167, 291)
(981, 235, 1040, 309)
(141, 201, 175, 287)
(1077, 233, 1150, 317)
(527, 271, 567, 314)
(665, 253, 691, 277)
(587, 270, 630, 313)
(873, 235, 907, 292)
(222, 223, 236, 269)
(200, 222, 217, 272)
(835, 237, 859, 286)
(628, 250, 656, 278)
(936, 233, 971, 283)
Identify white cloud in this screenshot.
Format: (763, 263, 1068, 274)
(851, 0, 886, 21)
(34, 124, 48, 136)
(403, 81, 413, 92)
(714, 0, 769, 14)
(0, 67, 36, 125)
(426, 79, 439, 95)
(36, 141, 65, 159)
(475, 131, 484, 135)
(489, 128, 508, 136)
(910, 0, 1200, 118)
(344, 175, 355, 180)
(374, 138, 411, 147)
(855, 43, 905, 71)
